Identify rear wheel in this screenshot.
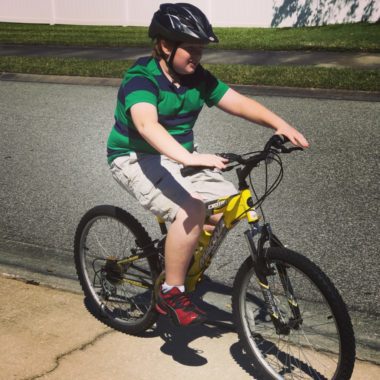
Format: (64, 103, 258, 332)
(232, 248, 355, 379)
(74, 205, 160, 334)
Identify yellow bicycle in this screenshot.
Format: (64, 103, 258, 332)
(74, 135, 355, 379)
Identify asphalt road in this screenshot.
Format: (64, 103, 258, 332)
(0, 80, 379, 320)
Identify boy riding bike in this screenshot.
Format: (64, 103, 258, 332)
(107, 3, 309, 327)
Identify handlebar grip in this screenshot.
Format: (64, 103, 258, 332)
(264, 135, 281, 151)
(180, 166, 204, 177)
(181, 165, 234, 177)
(273, 134, 290, 146)
(265, 134, 293, 152)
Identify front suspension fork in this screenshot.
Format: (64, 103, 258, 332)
(245, 223, 302, 334)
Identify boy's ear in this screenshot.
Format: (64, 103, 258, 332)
(160, 39, 174, 56)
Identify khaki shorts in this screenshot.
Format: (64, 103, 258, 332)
(110, 153, 237, 222)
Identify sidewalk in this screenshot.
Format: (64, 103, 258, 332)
(1, 44, 380, 69)
(1, 274, 379, 380)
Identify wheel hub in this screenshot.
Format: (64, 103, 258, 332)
(103, 257, 124, 284)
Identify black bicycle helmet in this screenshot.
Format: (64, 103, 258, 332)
(149, 3, 218, 44)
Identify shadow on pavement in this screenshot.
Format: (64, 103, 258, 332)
(154, 317, 259, 377)
(83, 277, 262, 377)
(154, 278, 261, 377)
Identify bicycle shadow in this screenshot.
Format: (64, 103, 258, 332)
(145, 277, 263, 377)
(84, 277, 262, 377)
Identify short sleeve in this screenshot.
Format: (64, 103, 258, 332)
(202, 70, 230, 107)
(122, 76, 158, 112)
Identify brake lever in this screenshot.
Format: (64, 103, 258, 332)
(222, 165, 235, 172)
(273, 136, 304, 153)
(217, 153, 243, 163)
(267, 142, 303, 158)
(282, 146, 304, 153)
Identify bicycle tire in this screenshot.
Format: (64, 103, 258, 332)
(74, 205, 160, 335)
(232, 247, 355, 380)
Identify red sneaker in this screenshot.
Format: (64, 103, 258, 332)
(156, 287, 207, 326)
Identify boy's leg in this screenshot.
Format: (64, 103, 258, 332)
(156, 194, 208, 326)
(110, 156, 210, 325)
(189, 167, 237, 232)
(204, 213, 223, 232)
(164, 194, 205, 286)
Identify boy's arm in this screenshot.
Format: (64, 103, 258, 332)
(130, 102, 228, 168)
(217, 88, 309, 148)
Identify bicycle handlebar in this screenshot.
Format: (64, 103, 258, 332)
(181, 135, 303, 178)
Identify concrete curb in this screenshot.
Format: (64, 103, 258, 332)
(2, 72, 380, 101)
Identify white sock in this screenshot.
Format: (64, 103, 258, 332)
(162, 282, 185, 293)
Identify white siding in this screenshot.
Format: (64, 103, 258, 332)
(0, 0, 379, 27)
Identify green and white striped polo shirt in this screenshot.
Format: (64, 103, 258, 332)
(107, 56, 229, 164)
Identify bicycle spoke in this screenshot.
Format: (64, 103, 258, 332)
(75, 207, 159, 333)
(237, 254, 347, 379)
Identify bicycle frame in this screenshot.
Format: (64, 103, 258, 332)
(182, 186, 302, 332)
(184, 188, 260, 291)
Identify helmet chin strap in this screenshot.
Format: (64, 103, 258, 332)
(166, 43, 181, 78)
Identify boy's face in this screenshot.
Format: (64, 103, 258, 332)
(172, 43, 205, 75)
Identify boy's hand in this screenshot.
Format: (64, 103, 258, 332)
(275, 125, 309, 148)
(184, 153, 228, 170)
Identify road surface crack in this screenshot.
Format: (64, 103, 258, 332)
(23, 329, 114, 380)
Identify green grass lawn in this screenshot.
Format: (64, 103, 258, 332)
(1, 56, 379, 91)
(1, 22, 379, 51)
(1, 22, 379, 90)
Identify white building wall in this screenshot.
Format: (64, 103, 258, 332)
(53, 0, 127, 26)
(0, 0, 52, 24)
(0, 0, 379, 27)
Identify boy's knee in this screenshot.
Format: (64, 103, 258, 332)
(186, 193, 205, 218)
(176, 193, 205, 225)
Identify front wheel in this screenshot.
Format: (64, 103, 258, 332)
(232, 248, 355, 380)
(74, 205, 160, 335)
